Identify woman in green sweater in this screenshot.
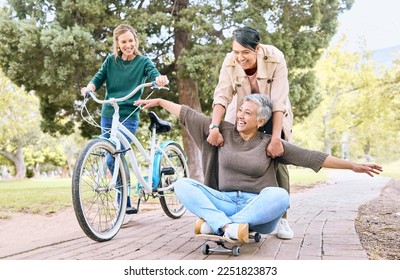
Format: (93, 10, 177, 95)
(81, 24, 169, 222)
(134, 94, 382, 243)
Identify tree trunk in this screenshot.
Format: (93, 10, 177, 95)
(14, 148, 26, 179)
(173, 0, 204, 182)
(177, 78, 204, 182)
(61, 161, 71, 178)
(33, 162, 41, 178)
(0, 148, 26, 179)
(323, 113, 332, 154)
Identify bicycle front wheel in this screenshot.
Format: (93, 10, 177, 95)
(72, 138, 128, 242)
(157, 142, 189, 219)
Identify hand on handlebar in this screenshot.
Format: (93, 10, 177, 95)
(155, 75, 169, 87)
(81, 84, 95, 97)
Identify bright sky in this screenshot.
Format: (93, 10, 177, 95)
(331, 0, 400, 51)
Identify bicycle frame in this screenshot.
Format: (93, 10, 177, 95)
(85, 82, 177, 194)
(108, 116, 170, 194)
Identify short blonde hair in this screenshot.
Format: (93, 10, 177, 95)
(112, 24, 142, 59)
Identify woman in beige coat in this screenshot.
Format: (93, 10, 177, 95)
(207, 27, 294, 239)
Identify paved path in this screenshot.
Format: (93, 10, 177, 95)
(0, 171, 391, 260)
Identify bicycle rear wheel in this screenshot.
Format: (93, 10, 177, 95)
(72, 138, 128, 242)
(157, 142, 189, 219)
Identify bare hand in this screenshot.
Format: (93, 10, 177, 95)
(81, 84, 95, 96)
(267, 137, 284, 158)
(207, 129, 224, 146)
(134, 99, 161, 110)
(155, 75, 169, 87)
(352, 163, 383, 177)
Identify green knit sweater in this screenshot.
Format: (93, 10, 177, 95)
(90, 54, 161, 120)
(179, 105, 329, 193)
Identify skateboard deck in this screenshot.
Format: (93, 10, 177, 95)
(196, 233, 240, 243)
(196, 232, 261, 256)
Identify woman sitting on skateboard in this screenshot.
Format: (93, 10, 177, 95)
(134, 94, 382, 243)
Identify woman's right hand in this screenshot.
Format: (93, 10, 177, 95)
(80, 84, 95, 96)
(207, 129, 224, 146)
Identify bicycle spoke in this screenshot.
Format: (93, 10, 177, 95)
(72, 139, 127, 241)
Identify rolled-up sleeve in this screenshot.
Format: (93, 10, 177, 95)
(212, 54, 234, 109)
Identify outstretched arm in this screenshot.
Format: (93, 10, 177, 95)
(322, 155, 382, 177)
(134, 98, 181, 118)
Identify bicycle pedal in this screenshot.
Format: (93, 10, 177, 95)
(126, 207, 138, 214)
(161, 167, 175, 175)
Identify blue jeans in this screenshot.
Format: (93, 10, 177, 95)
(101, 117, 139, 209)
(174, 178, 290, 235)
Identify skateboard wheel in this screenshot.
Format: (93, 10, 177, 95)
(254, 232, 261, 242)
(202, 244, 210, 255)
(232, 245, 240, 256)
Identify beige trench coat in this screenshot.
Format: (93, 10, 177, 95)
(213, 44, 293, 142)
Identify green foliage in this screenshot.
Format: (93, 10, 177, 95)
(289, 70, 320, 120)
(0, 70, 83, 177)
(293, 39, 400, 162)
(0, 0, 353, 139)
(0, 71, 42, 149)
(24, 135, 67, 167)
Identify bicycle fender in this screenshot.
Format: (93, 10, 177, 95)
(92, 135, 116, 146)
(152, 140, 177, 189)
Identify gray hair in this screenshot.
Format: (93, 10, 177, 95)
(243, 94, 272, 124)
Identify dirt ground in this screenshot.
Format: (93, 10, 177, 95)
(355, 179, 400, 260)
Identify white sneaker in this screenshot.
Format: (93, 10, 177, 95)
(194, 219, 214, 234)
(223, 223, 249, 243)
(276, 218, 294, 239)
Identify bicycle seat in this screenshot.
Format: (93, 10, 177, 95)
(148, 111, 172, 133)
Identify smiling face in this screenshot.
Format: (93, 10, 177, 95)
(117, 31, 136, 60)
(117, 31, 137, 60)
(232, 41, 258, 71)
(112, 24, 141, 59)
(236, 100, 264, 139)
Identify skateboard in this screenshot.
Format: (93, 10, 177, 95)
(196, 232, 261, 256)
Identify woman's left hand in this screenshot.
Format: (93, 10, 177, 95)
(267, 137, 284, 158)
(134, 99, 160, 110)
(155, 75, 169, 87)
(352, 163, 383, 177)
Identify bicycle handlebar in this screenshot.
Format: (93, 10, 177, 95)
(84, 81, 169, 104)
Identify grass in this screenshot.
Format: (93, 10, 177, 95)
(381, 160, 400, 180)
(0, 177, 72, 219)
(288, 167, 328, 187)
